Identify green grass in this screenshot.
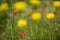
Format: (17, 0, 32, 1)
(0, 0, 60, 40)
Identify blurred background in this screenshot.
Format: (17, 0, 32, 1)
(0, 0, 60, 40)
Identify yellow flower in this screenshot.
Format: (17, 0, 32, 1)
(17, 19, 27, 27)
(53, 1, 60, 7)
(29, 0, 41, 5)
(31, 12, 41, 21)
(14, 2, 27, 11)
(46, 13, 55, 19)
(0, 7, 1, 10)
(0, 3, 8, 11)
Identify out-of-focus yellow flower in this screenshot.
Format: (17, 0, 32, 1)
(14, 2, 27, 11)
(53, 1, 60, 7)
(0, 6, 1, 10)
(0, 3, 8, 11)
(46, 13, 55, 19)
(31, 12, 41, 21)
(17, 19, 27, 28)
(29, 0, 41, 5)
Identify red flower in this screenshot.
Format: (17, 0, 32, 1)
(13, 10, 18, 14)
(21, 32, 27, 37)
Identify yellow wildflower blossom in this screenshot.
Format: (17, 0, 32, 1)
(17, 19, 27, 27)
(29, 0, 41, 5)
(53, 1, 60, 7)
(46, 13, 55, 19)
(0, 7, 1, 10)
(14, 2, 27, 11)
(31, 12, 41, 21)
(0, 3, 8, 11)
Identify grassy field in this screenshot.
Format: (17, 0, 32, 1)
(0, 0, 60, 40)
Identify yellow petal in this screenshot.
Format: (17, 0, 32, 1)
(17, 19, 27, 27)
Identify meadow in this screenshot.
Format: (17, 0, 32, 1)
(0, 0, 60, 40)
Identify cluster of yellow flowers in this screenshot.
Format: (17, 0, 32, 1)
(17, 12, 55, 28)
(0, 1, 60, 11)
(14, 1, 60, 11)
(13, 0, 41, 11)
(0, 3, 8, 11)
(0, 1, 58, 28)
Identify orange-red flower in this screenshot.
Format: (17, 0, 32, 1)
(21, 32, 27, 37)
(13, 10, 18, 14)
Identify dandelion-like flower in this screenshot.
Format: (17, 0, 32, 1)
(0, 3, 8, 11)
(29, 0, 41, 5)
(0, 6, 1, 10)
(13, 2, 27, 11)
(17, 19, 27, 27)
(46, 13, 55, 19)
(53, 1, 60, 7)
(31, 12, 41, 21)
